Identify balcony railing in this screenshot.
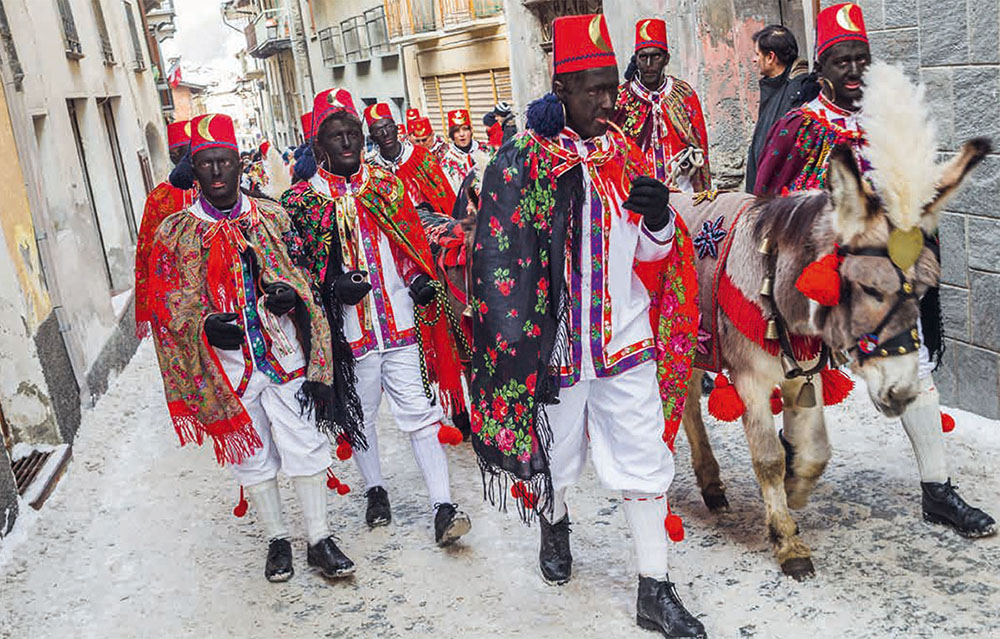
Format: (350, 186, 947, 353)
(246, 8, 291, 59)
(384, 0, 502, 40)
(318, 26, 345, 67)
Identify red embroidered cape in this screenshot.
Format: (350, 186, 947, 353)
(134, 181, 196, 337)
(395, 145, 457, 215)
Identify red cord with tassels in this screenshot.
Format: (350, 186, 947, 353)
(510, 481, 538, 510)
(708, 373, 745, 422)
(335, 434, 353, 460)
(437, 423, 464, 446)
(326, 468, 351, 495)
(664, 502, 684, 543)
(820, 368, 854, 405)
(233, 486, 248, 518)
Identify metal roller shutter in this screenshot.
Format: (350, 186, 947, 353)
(421, 68, 513, 140)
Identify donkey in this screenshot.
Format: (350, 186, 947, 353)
(672, 120, 989, 578)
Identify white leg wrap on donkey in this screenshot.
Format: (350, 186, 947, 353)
(900, 374, 948, 484)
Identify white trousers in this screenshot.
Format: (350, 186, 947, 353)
(215, 346, 332, 486)
(356, 345, 445, 433)
(545, 361, 675, 494)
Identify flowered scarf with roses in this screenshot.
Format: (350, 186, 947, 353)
(470, 128, 699, 522)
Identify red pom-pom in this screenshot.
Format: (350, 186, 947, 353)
(820, 368, 854, 406)
(770, 387, 784, 415)
(336, 483, 351, 495)
(708, 374, 745, 422)
(233, 486, 248, 518)
(326, 468, 341, 490)
(665, 514, 685, 542)
(336, 440, 353, 461)
(438, 424, 464, 446)
(941, 411, 955, 433)
(511, 481, 526, 500)
(795, 253, 842, 306)
(522, 492, 538, 509)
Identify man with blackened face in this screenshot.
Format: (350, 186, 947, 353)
(145, 113, 355, 583)
(469, 14, 707, 638)
(613, 18, 712, 193)
(363, 102, 457, 217)
(754, 3, 995, 539)
(134, 120, 197, 337)
(280, 89, 472, 550)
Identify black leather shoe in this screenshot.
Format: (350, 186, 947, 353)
(434, 503, 471, 546)
(922, 478, 997, 538)
(539, 515, 572, 585)
(307, 536, 356, 578)
(636, 576, 707, 638)
(264, 538, 293, 583)
(365, 486, 391, 528)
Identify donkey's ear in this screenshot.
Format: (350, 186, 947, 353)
(828, 144, 874, 242)
(922, 137, 992, 231)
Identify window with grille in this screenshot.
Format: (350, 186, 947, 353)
(0, 0, 23, 90)
(364, 6, 390, 56)
(92, 0, 114, 64)
(340, 16, 369, 63)
(123, 1, 145, 71)
(56, 0, 84, 59)
(421, 68, 512, 140)
(318, 25, 344, 67)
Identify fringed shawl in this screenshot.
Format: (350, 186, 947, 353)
(147, 197, 354, 465)
(470, 129, 699, 522)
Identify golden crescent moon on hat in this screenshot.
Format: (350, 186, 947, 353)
(588, 15, 612, 53)
(327, 90, 343, 108)
(638, 20, 652, 41)
(183, 121, 191, 137)
(198, 115, 216, 142)
(836, 4, 862, 32)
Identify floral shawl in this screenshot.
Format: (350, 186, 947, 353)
(135, 181, 196, 337)
(394, 144, 457, 215)
(281, 165, 467, 416)
(470, 129, 699, 521)
(147, 197, 352, 466)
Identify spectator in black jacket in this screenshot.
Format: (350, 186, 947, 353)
(745, 25, 817, 192)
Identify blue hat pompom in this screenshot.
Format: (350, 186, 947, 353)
(169, 151, 195, 190)
(526, 92, 564, 138)
(293, 144, 318, 181)
(293, 141, 308, 160)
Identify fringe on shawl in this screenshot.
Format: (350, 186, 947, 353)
(167, 400, 262, 465)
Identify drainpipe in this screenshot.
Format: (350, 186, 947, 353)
(286, 0, 315, 107)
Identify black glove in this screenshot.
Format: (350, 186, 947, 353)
(622, 176, 672, 232)
(204, 313, 244, 351)
(409, 274, 436, 306)
(262, 282, 298, 316)
(330, 270, 372, 306)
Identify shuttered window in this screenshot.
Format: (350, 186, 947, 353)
(421, 68, 512, 140)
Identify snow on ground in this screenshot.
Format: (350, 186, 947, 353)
(1, 341, 998, 638)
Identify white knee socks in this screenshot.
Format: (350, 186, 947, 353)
(900, 375, 948, 483)
(410, 425, 452, 507)
(292, 471, 332, 546)
(548, 487, 569, 523)
(352, 419, 385, 491)
(245, 478, 290, 541)
(623, 490, 669, 579)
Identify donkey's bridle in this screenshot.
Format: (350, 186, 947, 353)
(837, 244, 922, 363)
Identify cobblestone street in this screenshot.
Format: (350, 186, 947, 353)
(1, 341, 998, 638)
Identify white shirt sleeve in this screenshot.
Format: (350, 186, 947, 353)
(635, 212, 675, 262)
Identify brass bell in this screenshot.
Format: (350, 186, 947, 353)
(765, 318, 779, 340)
(781, 353, 803, 378)
(758, 237, 772, 255)
(760, 276, 774, 297)
(831, 349, 850, 368)
(796, 378, 817, 408)
(462, 305, 474, 318)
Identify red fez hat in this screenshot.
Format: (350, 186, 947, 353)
(553, 14, 617, 75)
(397, 123, 406, 137)
(409, 117, 433, 137)
(816, 3, 868, 58)
(312, 87, 359, 133)
(447, 109, 471, 131)
(189, 114, 238, 155)
(634, 18, 668, 52)
(405, 108, 421, 123)
(364, 102, 394, 128)
(301, 111, 313, 140)
(167, 120, 191, 149)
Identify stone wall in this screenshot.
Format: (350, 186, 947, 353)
(831, 0, 1000, 418)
